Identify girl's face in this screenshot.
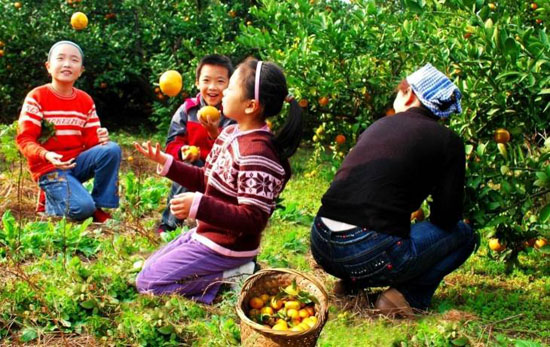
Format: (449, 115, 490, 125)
(393, 88, 410, 114)
(46, 44, 84, 85)
(221, 67, 251, 121)
(195, 64, 229, 106)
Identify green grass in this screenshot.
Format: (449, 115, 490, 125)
(1, 146, 549, 346)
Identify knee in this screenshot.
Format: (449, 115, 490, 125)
(99, 142, 122, 162)
(136, 269, 162, 294)
(67, 199, 96, 220)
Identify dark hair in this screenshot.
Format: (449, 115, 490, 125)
(196, 54, 234, 80)
(238, 58, 303, 161)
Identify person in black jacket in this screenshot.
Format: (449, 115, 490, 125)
(311, 64, 477, 318)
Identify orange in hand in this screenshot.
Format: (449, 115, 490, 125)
(198, 105, 221, 123)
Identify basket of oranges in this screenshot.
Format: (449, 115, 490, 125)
(236, 268, 329, 347)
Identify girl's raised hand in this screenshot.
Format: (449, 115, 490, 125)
(133, 141, 169, 165)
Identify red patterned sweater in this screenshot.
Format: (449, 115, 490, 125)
(16, 85, 100, 181)
(160, 124, 291, 253)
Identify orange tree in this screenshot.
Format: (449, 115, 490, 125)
(235, 0, 550, 265)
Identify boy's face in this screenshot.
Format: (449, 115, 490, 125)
(45, 44, 84, 84)
(196, 64, 229, 106)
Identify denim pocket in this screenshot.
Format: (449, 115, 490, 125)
(342, 251, 393, 285)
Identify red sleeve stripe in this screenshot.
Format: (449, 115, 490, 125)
(85, 121, 100, 128)
(21, 104, 43, 119)
(43, 110, 88, 119)
(24, 97, 42, 109)
(19, 115, 42, 127)
(56, 130, 82, 136)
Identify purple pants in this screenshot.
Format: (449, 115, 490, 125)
(136, 230, 253, 304)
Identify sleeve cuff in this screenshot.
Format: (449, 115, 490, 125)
(156, 155, 174, 176)
(188, 192, 203, 219)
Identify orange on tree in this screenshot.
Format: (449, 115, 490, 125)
(127, 156, 134, 162)
(100, 82, 107, 89)
(0, 50, 4, 58)
(249, 296, 264, 309)
(14, 2, 22, 9)
(159, 70, 183, 97)
(71, 12, 88, 30)
(536, 19, 543, 24)
(535, 238, 547, 249)
(0, 41, 4, 47)
(463, 32, 472, 39)
(335, 134, 346, 145)
(229, 10, 237, 17)
(298, 99, 309, 108)
(319, 96, 329, 107)
(531, 3, 538, 10)
(488, 3, 496, 10)
(494, 128, 510, 144)
(198, 105, 220, 123)
(154, 87, 160, 93)
(489, 238, 506, 252)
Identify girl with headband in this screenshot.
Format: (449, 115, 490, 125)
(134, 58, 303, 303)
(16, 40, 121, 223)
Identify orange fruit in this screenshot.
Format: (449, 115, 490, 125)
(270, 298, 284, 310)
(284, 301, 300, 310)
(154, 87, 160, 93)
(127, 156, 134, 162)
(319, 96, 329, 107)
(159, 70, 182, 97)
(156, 94, 165, 101)
(411, 208, 425, 222)
(184, 146, 200, 158)
(489, 238, 506, 252)
(14, 2, 22, 9)
(198, 105, 220, 123)
(249, 297, 264, 310)
(71, 12, 88, 30)
(298, 99, 309, 108)
(305, 306, 315, 316)
(535, 238, 547, 249)
(286, 308, 299, 319)
(385, 108, 396, 116)
(536, 19, 543, 24)
(246, 21, 252, 26)
(304, 316, 318, 327)
(464, 32, 472, 39)
(494, 128, 510, 144)
(298, 308, 310, 318)
(0, 41, 5, 47)
(259, 294, 270, 303)
(531, 3, 538, 10)
(0, 50, 4, 57)
(488, 3, 496, 10)
(100, 82, 107, 89)
(260, 306, 274, 315)
(229, 10, 237, 17)
(272, 322, 288, 331)
(335, 134, 346, 145)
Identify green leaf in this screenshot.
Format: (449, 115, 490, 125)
(451, 336, 469, 346)
(539, 204, 550, 223)
(539, 88, 550, 95)
(80, 300, 96, 309)
(158, 325, 175, 335)
(20, 328, 38, 342)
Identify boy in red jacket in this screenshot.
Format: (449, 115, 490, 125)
(16, 41, 120, 222)
(157, 55, 234, 233)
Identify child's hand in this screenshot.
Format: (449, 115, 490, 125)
(97, 127, 109, 144)
(45, 151, 76, 170)
(180, 145, 200, 162)
(199, 116, 221, 139)
(134, 141, 169, 165)
(170, 192, 195, 219)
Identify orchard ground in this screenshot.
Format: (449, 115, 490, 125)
(0, 137, 548, 346)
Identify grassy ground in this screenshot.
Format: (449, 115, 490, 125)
(0, 141, 549, 346)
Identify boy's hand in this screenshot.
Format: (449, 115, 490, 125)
(180, 145, 200, 163)
(170, 192, 195, 219)
(45, 151, 76, 170)
(97, 127, 109, 144)
(134, 141, 169, 165)
(199, 116, 221, 139)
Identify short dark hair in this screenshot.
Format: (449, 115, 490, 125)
(195, 54, 234, 80)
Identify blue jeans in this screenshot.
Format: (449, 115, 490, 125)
(38, 142, 121, 220)
(160, 159, 204, 230)
(310, 216, 477, 310)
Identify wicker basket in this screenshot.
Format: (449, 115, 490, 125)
(236, 268, 329, 347)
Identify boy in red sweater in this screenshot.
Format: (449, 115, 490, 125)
(157, 55, 234, 233)
(16, 41, 121, 222)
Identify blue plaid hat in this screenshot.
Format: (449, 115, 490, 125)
(406, 63, 462, 118)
